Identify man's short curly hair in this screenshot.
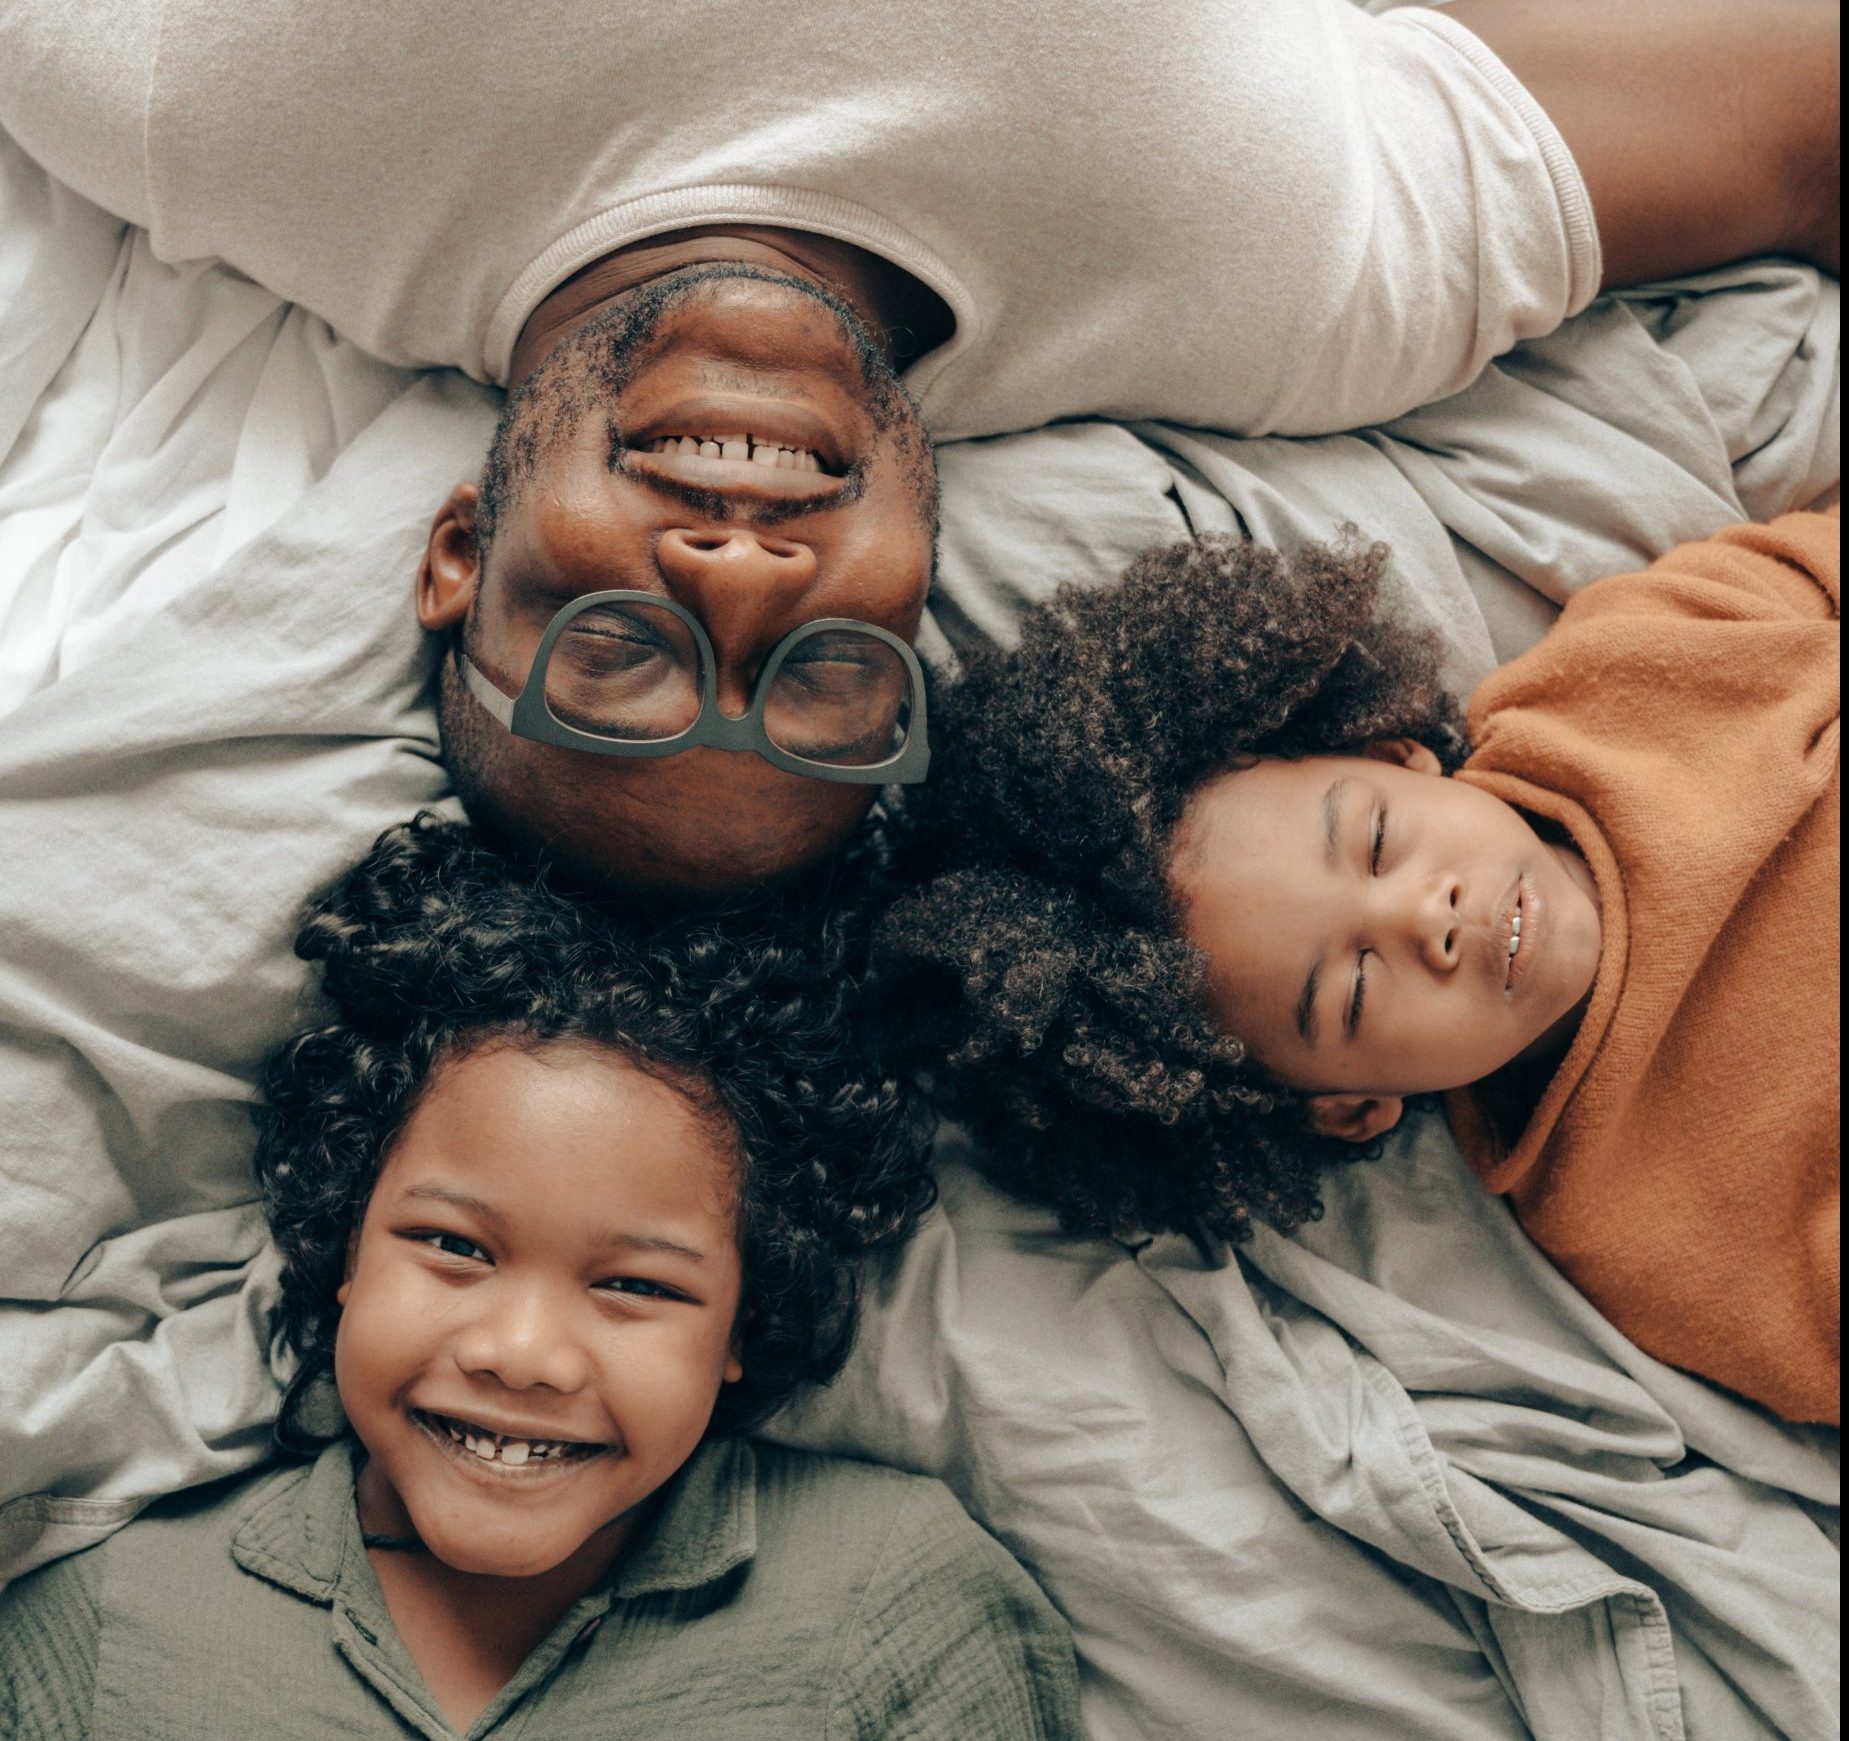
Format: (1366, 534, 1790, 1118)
(877, 534, 1467, 1245)
(255, 814, 932, 1438)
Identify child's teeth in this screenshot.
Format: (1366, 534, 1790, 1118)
(432, 1415, 584, 1465)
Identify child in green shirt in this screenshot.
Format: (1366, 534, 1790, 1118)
(1, 817, 1079, 1741)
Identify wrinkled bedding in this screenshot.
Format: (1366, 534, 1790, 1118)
(0, 131, 1838, 1738)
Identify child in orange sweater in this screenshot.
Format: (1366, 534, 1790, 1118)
(880, 514, 1840, 1424)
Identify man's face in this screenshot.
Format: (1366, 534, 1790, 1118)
(421, 267, 936, 897)
(337, 1042, 745, 1582)
(1168, 747, 1602, 1117)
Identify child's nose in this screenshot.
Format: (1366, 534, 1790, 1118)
(1406, 873, 1462, 972)
(453, 1285, 592, 1393)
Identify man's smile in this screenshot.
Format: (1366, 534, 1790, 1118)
(642, 434, 827, 472)
(626, 392, 849, 472)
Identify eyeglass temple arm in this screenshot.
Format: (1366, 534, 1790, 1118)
(458, 651, 517, 728)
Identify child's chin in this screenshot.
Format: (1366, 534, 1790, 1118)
(424, 1524, 583, 1580)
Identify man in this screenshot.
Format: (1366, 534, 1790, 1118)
(0, 0, 1838, 899)
(418, 265, 942, 893)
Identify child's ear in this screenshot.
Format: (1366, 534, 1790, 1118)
(334, 1231, 361, 1309)
(1361, 737, 1443, 777)
(722, 1311, 746, 1388)
(1307, 1093, 1404, 1144)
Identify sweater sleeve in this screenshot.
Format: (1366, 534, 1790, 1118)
(0, 1544, 103, 1741)
(824, 1483, 1083, 1741)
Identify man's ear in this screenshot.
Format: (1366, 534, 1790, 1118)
(416, 483, 482, 631)
(1360, 737, 1443, 777)
(1306, 1092, 1405, 1144)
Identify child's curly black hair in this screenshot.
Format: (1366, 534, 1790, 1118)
(256, 813, 932, 1438)
(877, 534, 1467, 1245)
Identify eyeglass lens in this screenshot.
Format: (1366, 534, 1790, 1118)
(543, 600, 703, 742)
(542, 604, 913, 768)
(763, 629, 912, 767)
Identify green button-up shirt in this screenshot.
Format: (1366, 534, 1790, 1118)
(1, 1437, 1080, 1741)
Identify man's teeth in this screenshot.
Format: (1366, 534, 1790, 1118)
(646, 433, 823, 471)
(436, 1415, 588, 1464)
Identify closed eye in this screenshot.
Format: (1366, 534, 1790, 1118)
(1370, 805, 1388, 874)
(1348, 950, 1370, 1037)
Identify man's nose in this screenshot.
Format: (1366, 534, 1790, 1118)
(656, 527, 818, 715)
(451, 1281, 591, 1394)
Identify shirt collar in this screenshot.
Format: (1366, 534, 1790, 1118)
(607, 1435, 758, 1599)
(230, 1434, 759, 1605)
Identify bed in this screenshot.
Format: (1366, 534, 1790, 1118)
(0, 126, 1837, 1740)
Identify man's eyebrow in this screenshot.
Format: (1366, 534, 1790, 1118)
(1295, 957, 1323, 1048)
(1321, 777, 1349, 867)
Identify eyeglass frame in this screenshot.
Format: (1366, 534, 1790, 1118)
(457, 589, 931, 785)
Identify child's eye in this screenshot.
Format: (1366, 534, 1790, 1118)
(1349, 949, 1370, 1036)
(597, 1277, 686, 1302)
(1370, 806, 1388, 874)
(416, 1231, 489, 1263)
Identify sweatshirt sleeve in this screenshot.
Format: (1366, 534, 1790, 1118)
(0, 1544, 104, 1741)
(825, 1483, 1083, 1741)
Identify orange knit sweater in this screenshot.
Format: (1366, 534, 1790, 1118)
(1448, 512, 1839, 1425)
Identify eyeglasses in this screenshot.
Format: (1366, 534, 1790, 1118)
(458, 591, 930, 785)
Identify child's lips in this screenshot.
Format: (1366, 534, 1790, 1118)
(410, 1407, 619, 1479)
(1502, 874, 1541, 994)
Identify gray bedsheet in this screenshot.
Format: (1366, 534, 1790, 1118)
(0, 132, 1838, 1739)
(771, 1129, 1838, 1741)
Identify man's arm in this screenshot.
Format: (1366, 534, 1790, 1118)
(1449, 0, 1839, 283)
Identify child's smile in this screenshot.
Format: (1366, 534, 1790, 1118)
(334, 1040, 746, 1584)
(412, 1406, 617, 1469)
